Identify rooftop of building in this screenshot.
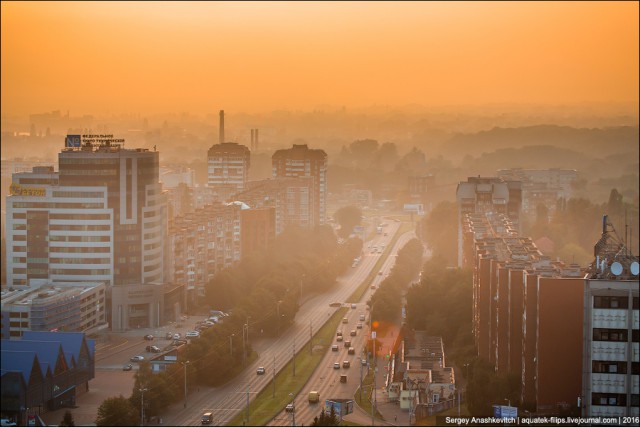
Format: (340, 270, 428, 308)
(1, 281, 105, 307)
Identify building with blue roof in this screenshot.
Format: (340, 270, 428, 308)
(0, 331, 95, 425)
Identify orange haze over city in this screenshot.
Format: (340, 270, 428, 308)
(1, 1, 638, 115)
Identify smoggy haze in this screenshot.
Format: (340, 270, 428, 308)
(1, 1, 638, 116)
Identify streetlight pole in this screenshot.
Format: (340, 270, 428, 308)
(309, 319, 313, 355)
(277, 300, 282, 336)
(293, 335, 296, 377)
(369, 301, 376, 426)
(289, 393, 296, 427)
(230, 334, 234, 357)
(139, 387, 147, 427)
(181, 361, 190, 408)
(273, 355, 276, 398)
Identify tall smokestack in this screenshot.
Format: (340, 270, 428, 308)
(255, 129, 259, 150)
(219, 110, 225, 144)
(251, 129, 255, 150)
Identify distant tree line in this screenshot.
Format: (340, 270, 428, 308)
(368, 237, 424, 325)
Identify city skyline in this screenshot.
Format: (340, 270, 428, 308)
(1, 1, 638, 116)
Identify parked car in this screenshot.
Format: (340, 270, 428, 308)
(361, 358, 368, 366)
(130, 355, 145, 362)
(123, 364, 133, 371)
(173, 333, 181, 340)
(144, 334, 154, 341)
(256, 366, 266, 375)
(332, 345, 339, 352)
(186, 331, 200, 338)
(333, 362, 341, 369)
(285, 403, 295, 413)
(146, 345, 160, 353)
(165, 332, 173, 340)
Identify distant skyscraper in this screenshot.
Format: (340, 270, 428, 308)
(272, 144, 327, 227)
(207, 142, 251, 198)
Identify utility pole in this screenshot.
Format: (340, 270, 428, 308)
(139, 388, 147, 427)
(245, 383, 250, 424)
(181, 361, 190, 408)
(272, 355, 276, 398)
(309, 320, 313, 355)
(359, 357, 363, 402)
(293, 335, 296, 377)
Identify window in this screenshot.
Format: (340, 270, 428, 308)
(592, 393, 626, 406)
(594, 296, 628, 309)
(592, 361, 626, 374)
(593, 328, 628, 342)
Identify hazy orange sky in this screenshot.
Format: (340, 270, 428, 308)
(1, 1, 638, 116)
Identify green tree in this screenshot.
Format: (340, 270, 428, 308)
(333, 205, 363, 238)
(311, 405, 339, 426)
(59, 410, 75, 427)
(95, 395, 138, 426)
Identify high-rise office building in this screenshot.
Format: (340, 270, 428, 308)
(5, 137, 176, 331)
(272, 144, 327, 227)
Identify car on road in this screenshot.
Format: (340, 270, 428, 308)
(344, 340, 351, 348)
(340, 374, 347, 383)
(336, 330, 343, 336)
(143, 334, 154, 341)
(333, 362, 341, 369)
(378, 271, 383, 276)
(285, 403, 295, 413)
(342, 317, 348, 324)
(201, 412, 213, 425)
(359, 314, 365, 321)
(342, 360, 350, 368)
(186, 331, 200, 338)
(336, 335, 343, 342)
(348, 347, 356, 355)
(130, 355, 145, 362)
(350, 330, 357, 336)
(361, 358, 368, 365)
(173, 333, 181, 340)
(370, 285, 376, 290)
(165, 332, 173, 340)
(329, 302, 342, 307)
(146, 345, 160, 353)
(332, 345, 339, 352)
(256, 367, 266, 375)
(123, 364, 133, 371)
(357, 323, 363, 329)
(351, 303, 357, 309)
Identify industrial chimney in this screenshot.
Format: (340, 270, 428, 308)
(255, 128, 259, 150)
(219, 110, 225, 144)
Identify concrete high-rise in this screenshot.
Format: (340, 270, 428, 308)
(5, 137, 177, 331)
(272, 144, 327, 227)
(207, 142, 251, 198)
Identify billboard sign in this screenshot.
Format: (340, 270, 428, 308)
(65, 134, 81, 147)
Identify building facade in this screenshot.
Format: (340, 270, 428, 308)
(272, 144, 327, 228)
(1, 281, 107, 339)
(207, 142, 251, 198)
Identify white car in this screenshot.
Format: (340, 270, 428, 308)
(130, 355, 145, 362)
(186, 331, 200, 338)
(256, 366, 266, 375)
(173, 333, 181, 340)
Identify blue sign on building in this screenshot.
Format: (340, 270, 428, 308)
(65, 135, 81, 147)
